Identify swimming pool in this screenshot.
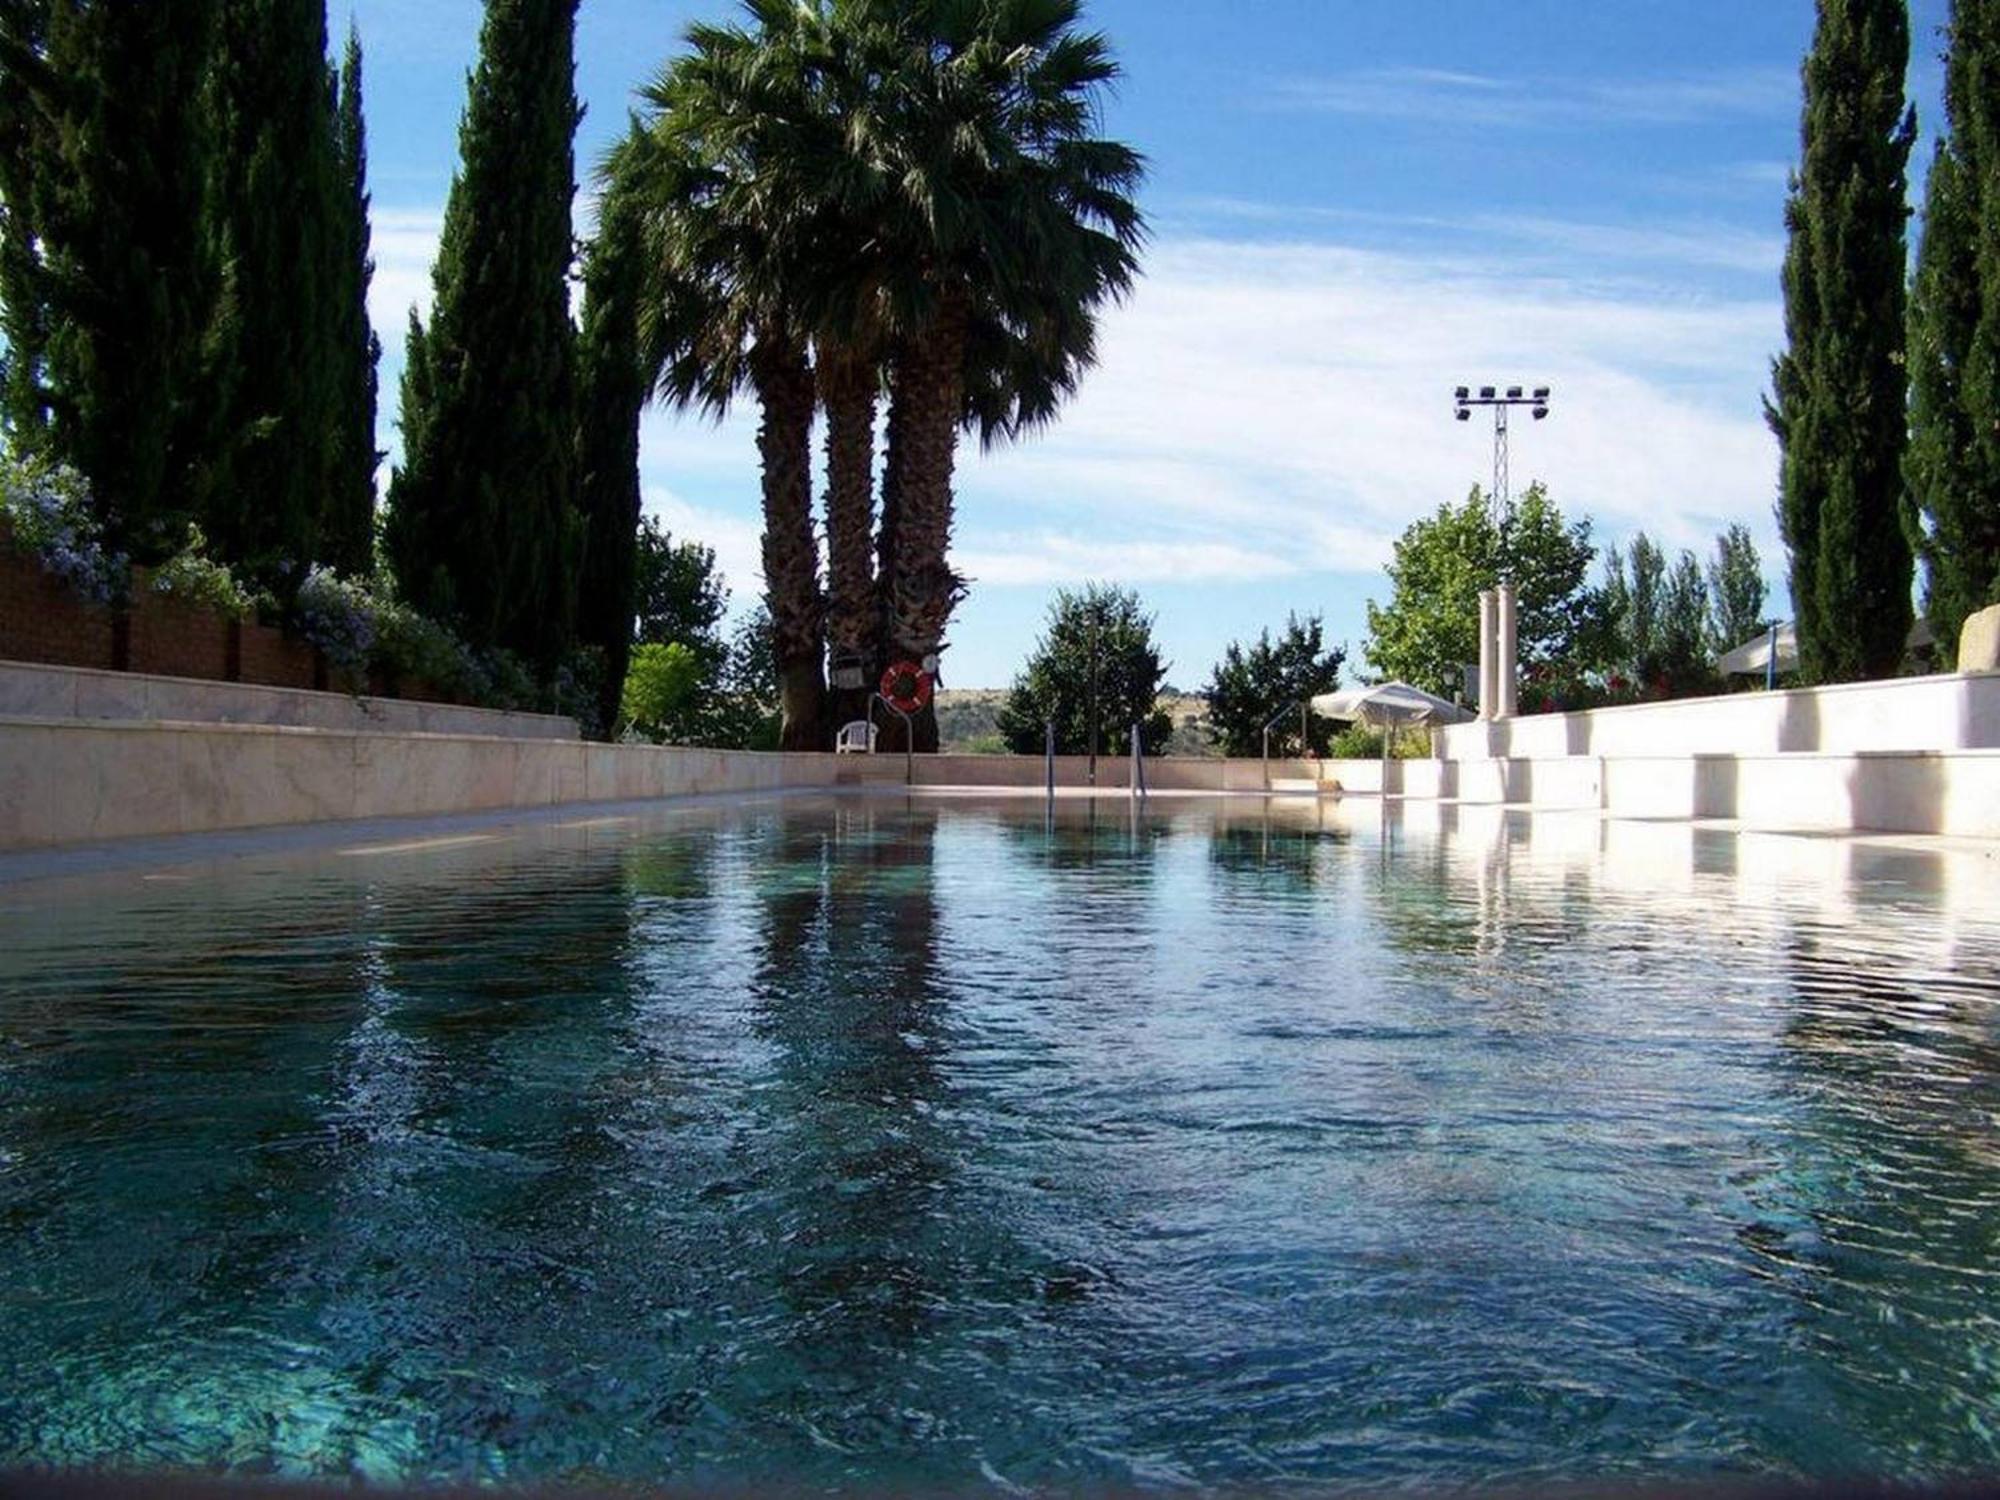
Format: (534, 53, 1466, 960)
(3, 794, 1998, 1489)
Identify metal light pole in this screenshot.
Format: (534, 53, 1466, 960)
(1453, 384, 1551, 517)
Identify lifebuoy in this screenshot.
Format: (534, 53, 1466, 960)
(879, 660, 934, 716)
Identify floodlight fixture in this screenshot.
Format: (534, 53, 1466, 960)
(1451, 381, 1555, 513)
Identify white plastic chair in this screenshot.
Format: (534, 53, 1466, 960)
(835, 719, 878, 754)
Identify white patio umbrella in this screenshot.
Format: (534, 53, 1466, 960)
(1310, 682, 1474, 729)
(1717, 622, 1798, 677)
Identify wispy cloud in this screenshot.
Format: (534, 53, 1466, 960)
(1265, 64, 1797, 128)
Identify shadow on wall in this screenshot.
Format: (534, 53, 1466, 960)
(1848, 752, 1948, 836)
(1961, 673, 2000, 749)
(1564, 711, 1592, 756)
(1778, 686, 1821, 753)
(1693, 754, 1739, 821)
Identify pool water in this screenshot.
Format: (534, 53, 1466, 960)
(3, 795, 1999, 1490)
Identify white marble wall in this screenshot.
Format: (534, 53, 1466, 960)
(0, 658, 580, 741)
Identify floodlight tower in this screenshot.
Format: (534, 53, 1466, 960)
(1453, 384, 1551, 515)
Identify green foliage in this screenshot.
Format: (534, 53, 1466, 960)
(1907, 0, 2000, 663)
(1364, 484, 1606, 700)
(1204, 613, 1347, 758)
(635, 520, 731, 667)
(620, 642, 703, 741)
(1328, 723, 1431, 761)
(995, 584, 1172, 756)
(323, 26, 380, 577)
(712, 606, 781, 751)
(4, 0, 220, 557)
(1768, 0, 1916, 682)
(1602, 533, 1720, 697)
(1706, 523, 1769, 654)
(149, 524, 257, 620)
(198, 0, 345, 584)
(387, 0, 580, 660)
(574, 175, 648, 739)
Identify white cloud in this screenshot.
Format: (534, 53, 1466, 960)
(368, 207, 443, 348)
(1266, 64, 1796, 128)
(947, 235, 1783, 578)
(641, 485, 766, 610)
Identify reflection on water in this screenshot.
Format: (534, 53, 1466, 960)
(2, 795, 1999, 1489)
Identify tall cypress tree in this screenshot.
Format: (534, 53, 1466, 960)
(200, 0, 343, 581)
(12, 0, 218, 554)
(322, 26, 381, 577)
(573, 177, 646, 738)
(1909, 0, 2000, 657)
(386, 0, 581, 659)
(0, 0, 52, 454)
(1768, 0, 1917, 682)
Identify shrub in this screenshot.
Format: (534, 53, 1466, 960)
(147, 525, 258, 619)
(294, 566, 378, 676)
(0, 455, 126, 604)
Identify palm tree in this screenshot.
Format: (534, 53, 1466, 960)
(612, 21, 831, 750)
(832, 0, 1146, 749)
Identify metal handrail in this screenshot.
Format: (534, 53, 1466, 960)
(1130, 720, 1147, 801)
(1260, 702, 1307, 791)
(1045, 720, 1056, 800)
(866, 693, 916, 786)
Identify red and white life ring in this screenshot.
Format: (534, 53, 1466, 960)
(879, 660, 934, 716)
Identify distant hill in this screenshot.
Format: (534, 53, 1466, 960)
(935, 689, 1218, 757)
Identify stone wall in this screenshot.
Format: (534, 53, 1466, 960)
(0, 659, 579, 741)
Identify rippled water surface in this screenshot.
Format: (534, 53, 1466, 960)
(4, 795, 2000, 1490)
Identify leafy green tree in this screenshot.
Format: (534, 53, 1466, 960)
(1205, 613, 1346, 757)
(1364, 484, 1605, 699)
(1768, 0, 1916, 681)
(996, 584, 1171, 756)
(620, 641, 703, 742)
(387, 0, 580, 660)
(1707, 523, 1769, 654)
(1907, 0, 2000, 662)
(323, 25, 380, 577)
(199, 0, 346, 582)
(713, 604, 781, 751)
(3, 0, 220, 554)
(634, 518, 729, 665)
(574, 176, 647, 740)
(1602, 532, 1717, 694)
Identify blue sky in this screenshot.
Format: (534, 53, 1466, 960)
(348, 0, 1953, 689)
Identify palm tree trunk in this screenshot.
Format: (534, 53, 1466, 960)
(750, 332, 825, 751)
(878, 289, 969, 753)
(820, 344, 877, 733)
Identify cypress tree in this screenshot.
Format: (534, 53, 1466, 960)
(1768, 0, 1918, 682)
(14, 0, 218, 554)
(200, 0, 344, 581)
(0, 0, 52, 454)
(386, 0, 581, 659)
(1909, 0, 2000, 657)
(323, 26, 381, 577)
(572, 178, 646, 739)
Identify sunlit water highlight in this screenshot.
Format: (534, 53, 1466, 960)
(2, 795, 1999, 1490)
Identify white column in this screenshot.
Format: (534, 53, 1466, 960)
(1477, 589, 1498, 722)
(1496, 583, 1519, 720)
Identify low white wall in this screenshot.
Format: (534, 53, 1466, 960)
(0, 658, 580, 741)
(1438, 671, 2000, 761)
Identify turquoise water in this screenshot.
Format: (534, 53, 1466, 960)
(3, 795, 2000, 1490)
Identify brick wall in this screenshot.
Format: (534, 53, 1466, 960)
(125, 569, 233, 680)
(237, 620, 320, 690)
(0, 547, 117, 671)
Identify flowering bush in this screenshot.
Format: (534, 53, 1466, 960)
(0, 455, 126, 604)
(294, 566, 378, 676)
(147, 525, 259, 620)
